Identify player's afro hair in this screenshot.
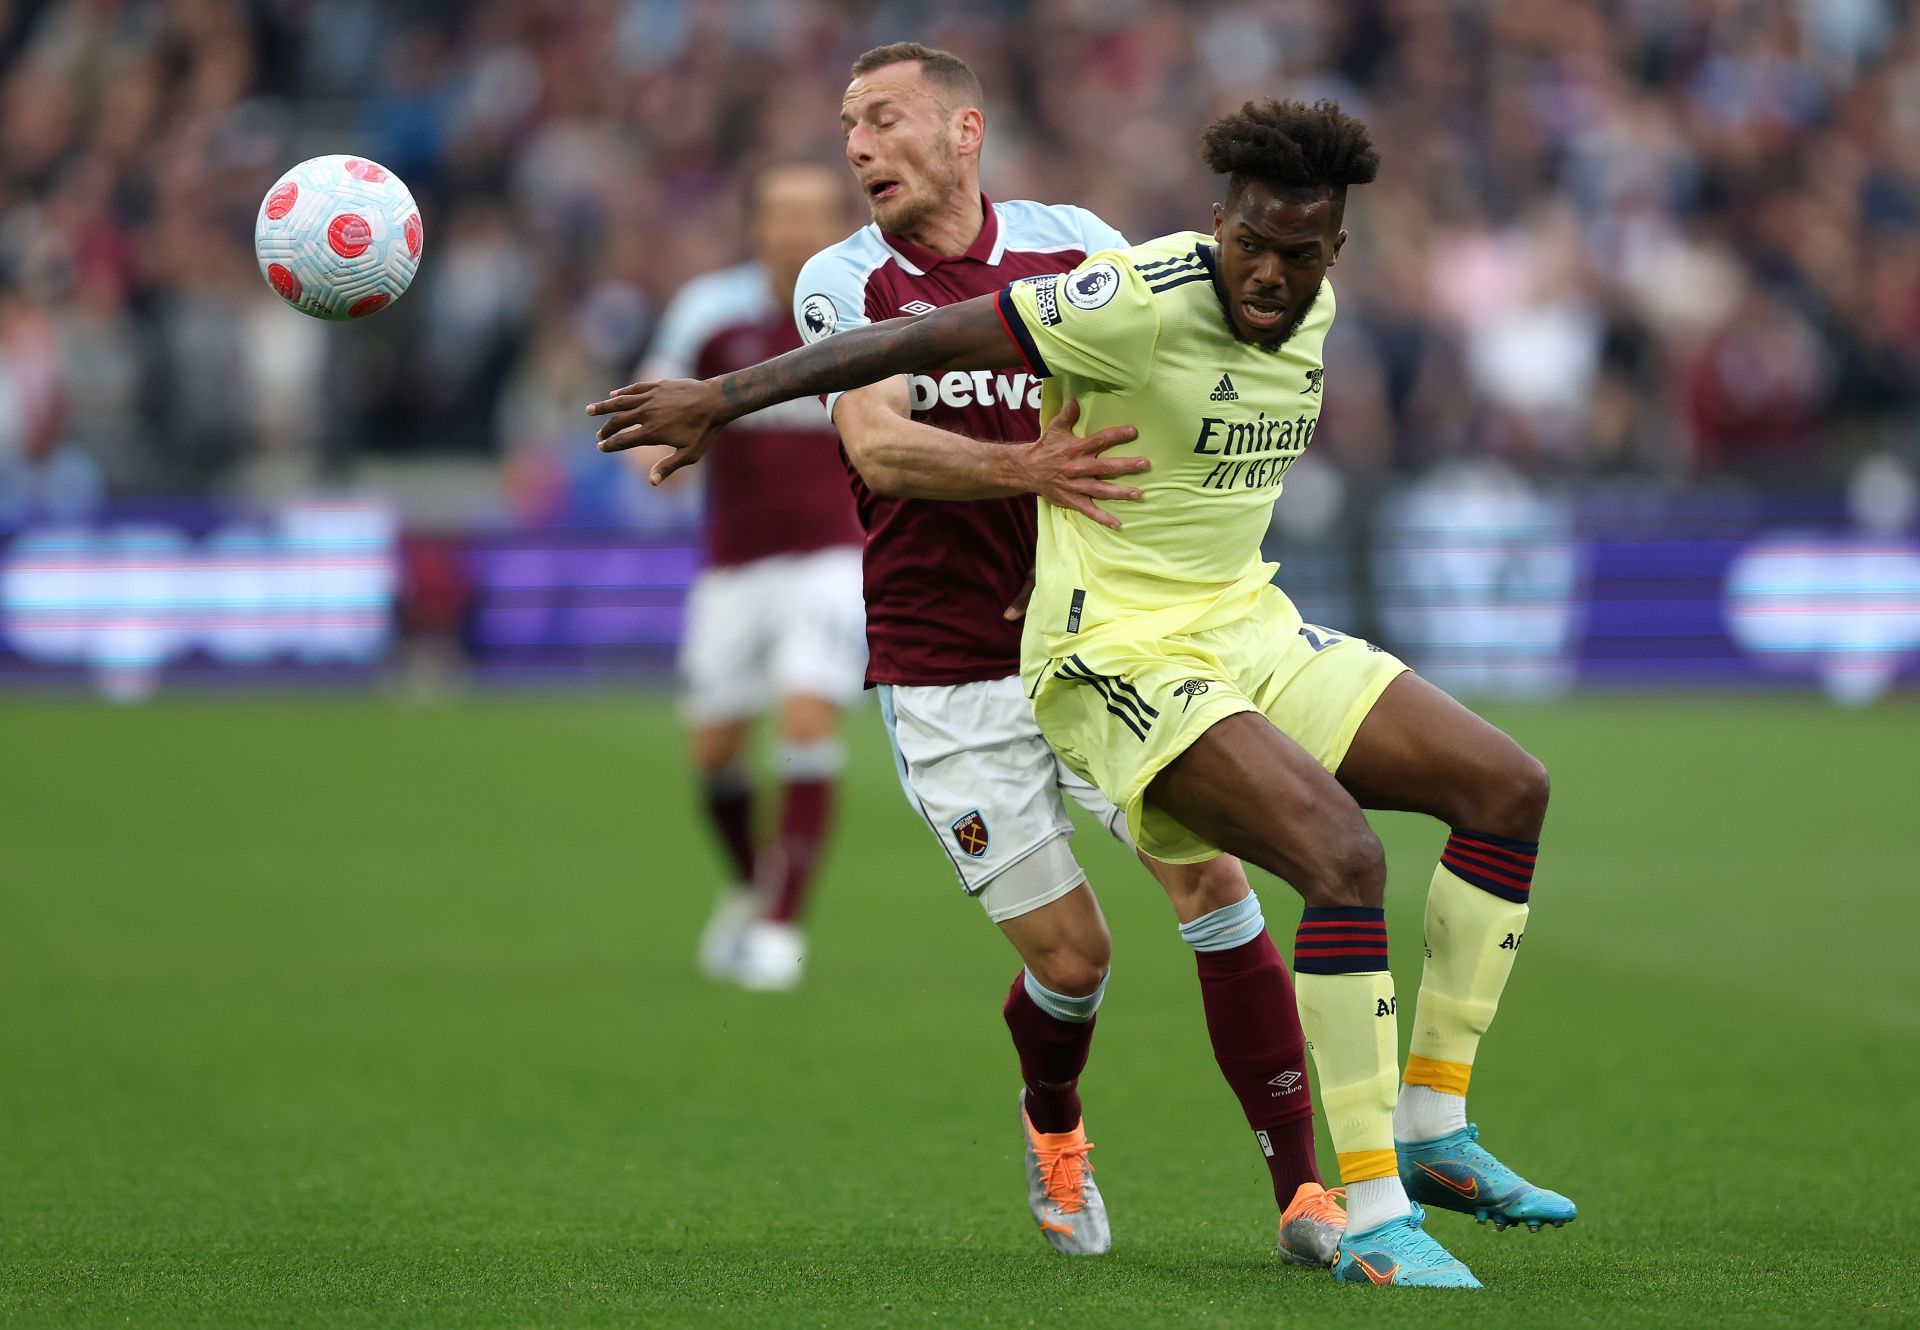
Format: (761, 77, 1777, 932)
(1200, 99, 1379, 222)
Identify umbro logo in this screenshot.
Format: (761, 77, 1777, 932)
(901, 300, 937, 316)
(1209, 373, 1238, 402)
(1267, 1070, 1303, 1093)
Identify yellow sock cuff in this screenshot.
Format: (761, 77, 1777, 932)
(1403, 1053, 1472, 1096)
(1336, 1148, 1399, 1184)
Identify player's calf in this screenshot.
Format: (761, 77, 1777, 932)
(1179, 891, 1334, 1251)
(1151, 716, 1410, 1228)
(1003, 967, 1103, 1134)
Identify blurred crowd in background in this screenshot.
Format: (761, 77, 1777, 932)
(2, 0, 1917, 523)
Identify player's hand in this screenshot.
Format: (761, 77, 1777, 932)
(587, 378, 727, 484)
(1003, 569, 1035, 621)
(1012, 400, 1148, 530)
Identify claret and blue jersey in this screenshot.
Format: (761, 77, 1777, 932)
(793, 196, 1127, 686)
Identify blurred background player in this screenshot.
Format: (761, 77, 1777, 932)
(634, 161, 866, 991)
(602, 43, 1346, 1265)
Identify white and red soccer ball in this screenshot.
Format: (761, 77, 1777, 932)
(253, 155, 422, 320)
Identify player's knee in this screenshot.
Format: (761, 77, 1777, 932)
(1026, 927, 1112, 998)
(691, 726, 749, 773)
(1158, 854, 1250, 921)
(1478, 752, 1550, 841)
(1299, 824, 1387, 909)
(775, 694, 840, 747)
(1033, 952, 1109, 999)
(1193, 859, 1250, 917)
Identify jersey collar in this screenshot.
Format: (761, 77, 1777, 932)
(879, 194, 1002, 272)
(1194, 239, 1233, 330)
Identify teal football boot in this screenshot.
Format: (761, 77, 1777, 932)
(1332, 1204, 1481, 1288)
(1397, 1124, 1577, 1231)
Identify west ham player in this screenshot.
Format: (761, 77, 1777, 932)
(604, 45, 1347, 1267)
(592, 100, 1579, 1289)
(638, 162, 866, 991)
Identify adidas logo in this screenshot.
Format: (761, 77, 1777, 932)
(1209, 373, 1238, 402)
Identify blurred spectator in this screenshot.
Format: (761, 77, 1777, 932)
(0, 0, 1917, 515)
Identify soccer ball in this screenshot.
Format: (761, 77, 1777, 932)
(253, 155, 422, 321)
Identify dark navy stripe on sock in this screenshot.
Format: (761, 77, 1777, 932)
(1443, 828, 1538, 903)
(1293, 906, 1388, 975)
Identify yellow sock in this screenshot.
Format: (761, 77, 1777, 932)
(1292, 917, 1400, 1185)
(1404, 832, 1535, 1099)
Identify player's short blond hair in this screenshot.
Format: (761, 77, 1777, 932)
(850, 42, 984, 113)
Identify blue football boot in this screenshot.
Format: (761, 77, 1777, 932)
(1332, 1204, 1481, 1288)
(1397, 1124, 1577, 1231)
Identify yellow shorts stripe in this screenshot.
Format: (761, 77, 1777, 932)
(1335, 1148, 1400, 1184)
(1403, 1053, 1473, 1097)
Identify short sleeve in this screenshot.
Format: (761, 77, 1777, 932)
(995, 253, 1159, 393)
(1072, 206, 1129, 255)
(793, 246, 876, 417)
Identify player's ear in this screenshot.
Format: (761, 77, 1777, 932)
(1330, 228, 1347, 266)
(953, 106, 985, 159)
(1211, 202, 1225, 241)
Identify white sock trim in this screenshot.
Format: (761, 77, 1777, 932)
(1023, 967, 1106, 1023)
(1393, 1083, 1468, 1144)
(1177, 890, 1264, 953)
(1344, 1175, 1413, 1233)
(772, 738, 845, 779)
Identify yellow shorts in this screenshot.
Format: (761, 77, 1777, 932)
(1027, 584, 1409, 864)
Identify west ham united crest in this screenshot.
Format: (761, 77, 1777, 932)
(951, 809, 990, 858)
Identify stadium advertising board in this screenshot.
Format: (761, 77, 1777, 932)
(1, 494, 1914, 699)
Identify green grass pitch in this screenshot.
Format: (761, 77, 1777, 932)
(3, 692, 1917, 1328)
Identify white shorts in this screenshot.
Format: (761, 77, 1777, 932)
(679, 546, 867, 725)
(877, 675, 1132, 923)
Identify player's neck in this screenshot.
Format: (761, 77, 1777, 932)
(894, 189, 984, 259)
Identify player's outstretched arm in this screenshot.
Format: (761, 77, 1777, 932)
(836, 384, 1148, 530)
(587, 294, 1020, 483)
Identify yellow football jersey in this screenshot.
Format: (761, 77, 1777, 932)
(996, 231, 1334, 678)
